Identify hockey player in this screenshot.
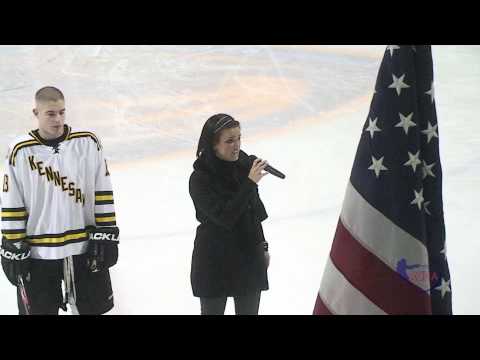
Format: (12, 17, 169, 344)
(0, 86, 119, 315)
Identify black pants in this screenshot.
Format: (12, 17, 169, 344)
(200, 292, 261, 315)
(17, 254, 114, 315)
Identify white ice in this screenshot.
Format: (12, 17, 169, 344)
(0, 45, 478, 314)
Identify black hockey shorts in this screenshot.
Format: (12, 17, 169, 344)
(17, 253, 114, 315)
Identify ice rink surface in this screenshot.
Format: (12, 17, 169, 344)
(0, 45, 478, 314)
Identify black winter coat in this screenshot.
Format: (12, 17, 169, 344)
(189, 152, 269, 297)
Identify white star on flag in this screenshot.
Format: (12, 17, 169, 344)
(368, 156, 388, 178)
(421, 122, 439, 143)
(435, 278, 451, 298)
(395, 112, 416, 135)
(388, 73, 410, 96)
(410, 188, 424, 210)
(424, 201, 432, 215)
(422, 160, 436, 179)
(425, 81, 435, 103)
(386, 45, 401, 57)
(403, 151, 422, 172)
(365, 117, 381, 139)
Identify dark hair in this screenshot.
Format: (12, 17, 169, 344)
(35, 86, 64, 103)
(196, 114, 240, 158)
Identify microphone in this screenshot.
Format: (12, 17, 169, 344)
(239, 151, 286, 179)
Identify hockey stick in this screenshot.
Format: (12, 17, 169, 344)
(63, 256, 80, 315)
(18, 274, 31, 315)
(91, 242, 99, 273)
(69, 299, 80, 315)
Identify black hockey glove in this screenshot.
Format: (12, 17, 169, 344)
(0, 237, 30, 286)
(86, 226, 119, 272)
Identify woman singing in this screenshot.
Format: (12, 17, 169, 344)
(189, 113, 270, 315)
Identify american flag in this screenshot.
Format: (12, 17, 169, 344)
(313, 45, 452, 315)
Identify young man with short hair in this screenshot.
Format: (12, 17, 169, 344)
(1, 86, 119, 314)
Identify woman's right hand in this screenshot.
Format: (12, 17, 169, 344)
(248, 158, 269, 184)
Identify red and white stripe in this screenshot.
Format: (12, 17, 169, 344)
(314, 181, 432, 315)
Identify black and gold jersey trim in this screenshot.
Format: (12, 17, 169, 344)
(27, 228, 88, 247)
(67, 131, 102, 151)
(95, 212, 116, 226)
(28, 131, 41, 143)
(9, 140, 41, 166)
(1, 207, 28, 221)
(95, 191, 114, 205)
(1, 228, 27, 241)
(28, 125, 72, 146)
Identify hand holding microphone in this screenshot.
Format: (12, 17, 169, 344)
(241, 151, 286, 181)
(248, 158, 269, 184)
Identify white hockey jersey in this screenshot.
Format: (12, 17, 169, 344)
(1, 125, 117, 260)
